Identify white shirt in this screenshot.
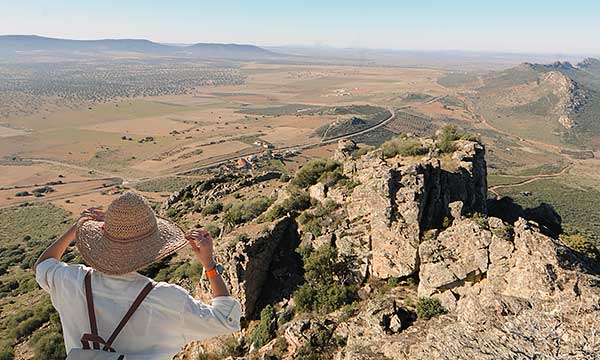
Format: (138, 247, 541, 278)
(36, 258, 242, 360)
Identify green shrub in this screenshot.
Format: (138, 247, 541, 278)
(31, 329, 66, 360)
(379, 277, 400, 294)
(223, 196, 274, 226)
(236, 233, 250, 243)
(12, 299, 54, 340)
(437, 125, 459, 153)
(492, 224, 514, 240)
(381, 136, 428, 158)
(436, 125, 480, 153)
(352, 145, 375, 159)
(294, 246, 356, 313)
(292, 159, 341, 188)
(416, 297, 447, 320)
(294, 325, 342, 360)
(203, 223, 220, 238)
(470, 212, 489, 229)
(298, 200, 339, 237)
(441, 216, 452, 229)
(165, 208, 179, 219)
(250, 305, 276, 348)
(317, 168, 347, 188)
(0, 342, 14, 360)
(279, 173, 291, 182)
(201, 202, 223, 215)
(560, 233, 600, 260)
(460, 133, 481, 142)
(259, 191, 311, 222)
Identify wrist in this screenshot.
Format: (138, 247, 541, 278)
(201, 259, 216, 270)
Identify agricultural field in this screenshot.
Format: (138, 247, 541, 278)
(0, 62, 451, 211)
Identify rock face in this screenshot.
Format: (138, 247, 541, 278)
(201, 216, 302, 318)
(543, 71, 588, 129)
(403, 218, 600, 360)
(336, 140, 487, 278)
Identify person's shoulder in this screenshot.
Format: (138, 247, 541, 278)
(35, 258, 91, 292)
(151, 280, 191, 297)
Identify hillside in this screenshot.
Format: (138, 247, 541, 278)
(0, 35, 280, 60)
(475, 58, 600, 148)
(161, 135, 599, 359)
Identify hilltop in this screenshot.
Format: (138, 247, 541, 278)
(0, 35, 280, 60)
(161, 132, 600, 359)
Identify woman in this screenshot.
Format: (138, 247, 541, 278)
(34, 191, 241, 359)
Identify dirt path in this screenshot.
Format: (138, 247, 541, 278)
(488, 164, 572, 197)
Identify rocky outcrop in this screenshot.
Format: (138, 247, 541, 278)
(401, 218, 600, 360)
(543, 71, 588, 129)
(202, 216, 301, 318)
(170, 137, 599, 360)
(334, 140, 487, 279)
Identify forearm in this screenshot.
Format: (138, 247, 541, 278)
(34, 223, 76, 271)
(208, 274, 230, 297)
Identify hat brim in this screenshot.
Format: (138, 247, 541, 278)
(76, 217, 187, 275)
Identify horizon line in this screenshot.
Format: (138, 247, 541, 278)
(2, 33, 600, 58)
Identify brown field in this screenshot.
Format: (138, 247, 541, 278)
(0, 163, 93, 188)
(0, 178, 120, 207)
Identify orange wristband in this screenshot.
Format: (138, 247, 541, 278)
(205, 268, 218, 278)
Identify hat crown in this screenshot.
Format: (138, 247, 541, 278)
(104, 192, 157, 242)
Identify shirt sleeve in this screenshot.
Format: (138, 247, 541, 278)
(181, 294, 242, 342)
(35, 258, 86, 294)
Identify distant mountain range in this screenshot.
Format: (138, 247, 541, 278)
(0, 35, 280, 59)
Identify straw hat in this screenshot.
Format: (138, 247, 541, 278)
(76, 192, 187, 275)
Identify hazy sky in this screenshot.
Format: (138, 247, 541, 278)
(2, 0, 599, 54)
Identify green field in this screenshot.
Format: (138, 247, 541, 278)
(496, 178, 600, 242)
(134, 176, 200, 192)
(0, 204, 76, 359)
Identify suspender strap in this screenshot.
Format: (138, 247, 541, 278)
(84, 270, 100, 350)
(103, 281, 155, 350)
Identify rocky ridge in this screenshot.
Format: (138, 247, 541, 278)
(166, 138, 600, 360)
(542, 71, 588, 129)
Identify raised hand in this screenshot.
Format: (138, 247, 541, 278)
(80, 207, 105, 222)
(185, 229, 215, 269)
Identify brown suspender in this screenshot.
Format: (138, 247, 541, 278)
(82, 270, 154, 353)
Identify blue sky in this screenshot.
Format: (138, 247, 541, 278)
(1, 0, 599, 54)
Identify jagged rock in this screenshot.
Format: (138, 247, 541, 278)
(308, 182, 327, 203)
(338, 140, 488, 279)
(334, 292, 417, 360)
(402, 220, 600, 360)
(173, 137, 600, 360)
(333, 139, 358, 162)
(206, 216, 301, 318)
(448, 201, 463, 221)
